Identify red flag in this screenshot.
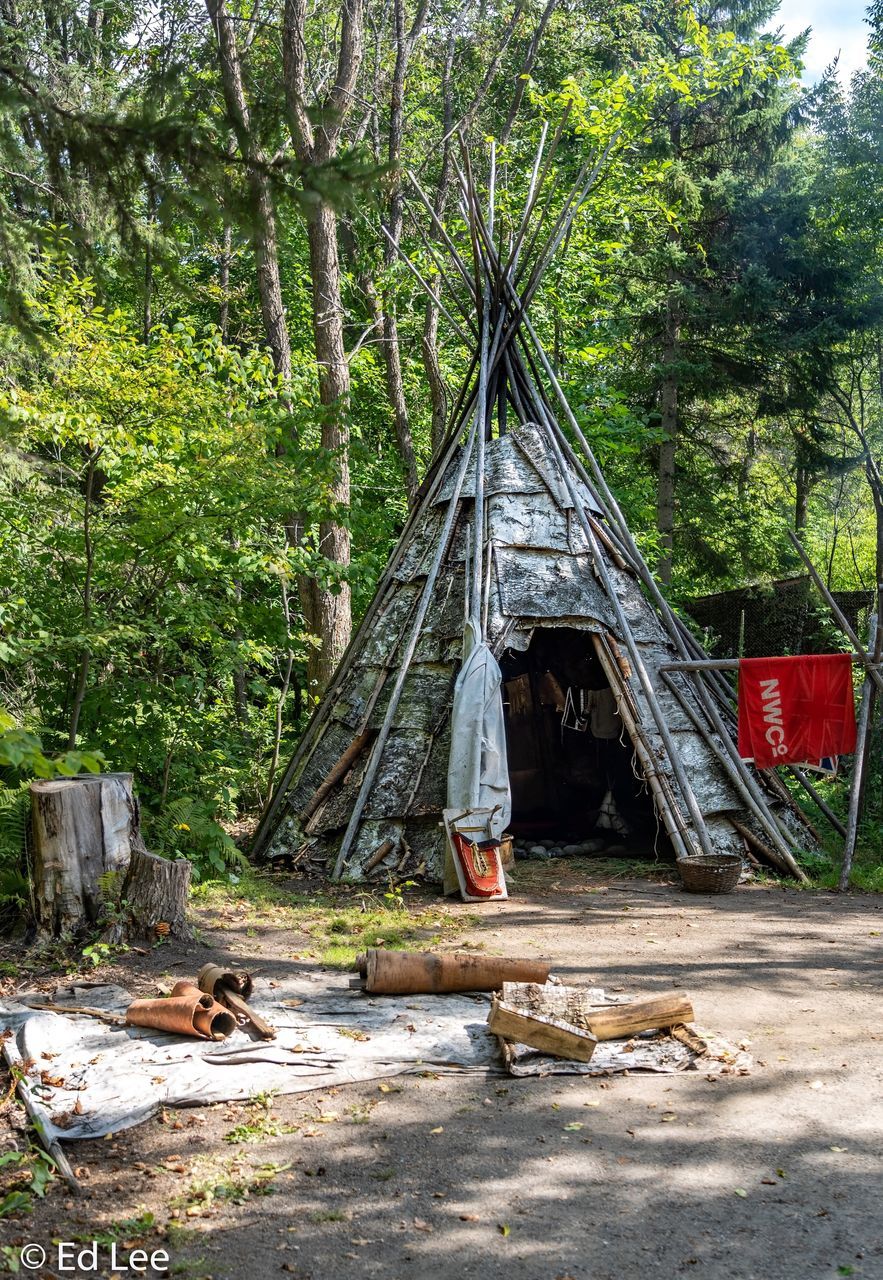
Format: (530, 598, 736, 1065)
(737, 654, 857, 768)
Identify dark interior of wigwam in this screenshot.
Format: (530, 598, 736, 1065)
(500, 627, 669, 864)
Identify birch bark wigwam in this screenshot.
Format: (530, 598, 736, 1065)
(251, 141, 818, 885)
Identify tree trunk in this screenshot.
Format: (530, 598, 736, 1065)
(422, 297, 448, 456)
(120, 846, 193, 942)
(656, 100, 681, 588)
(795, 459, 810, 537)
(31, 774, 140, 935)
(281, 0, 363, 691)
(304, 198, 352, 690)
(376, 0, 428, 506)
(381, 306, 419, 502)
(219, 221, 232, 341)
(68, 449, 98, 748)
(420, 6, 460, 457)
(205, 0, 292, 384)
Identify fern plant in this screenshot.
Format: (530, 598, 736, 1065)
(147, 796, 247, 882)
(0, 783, 32, 916)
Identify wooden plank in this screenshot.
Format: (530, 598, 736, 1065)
(488, 995, 597, 1062)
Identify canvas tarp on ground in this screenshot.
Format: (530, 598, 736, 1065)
(0, 973, 749, 1144)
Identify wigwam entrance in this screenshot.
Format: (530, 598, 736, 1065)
(501, 627, 663, 859)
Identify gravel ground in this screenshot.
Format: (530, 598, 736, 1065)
(1, 863, 882, 1280)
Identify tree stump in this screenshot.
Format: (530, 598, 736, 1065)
(120, 846, 193, 942)
(31, 773, 194, 941)
(31, 774, 140, 935)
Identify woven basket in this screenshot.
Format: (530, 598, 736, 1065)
(677, 852, 743, 895)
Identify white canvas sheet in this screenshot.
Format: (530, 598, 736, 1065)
(0, 974, 749, 1145)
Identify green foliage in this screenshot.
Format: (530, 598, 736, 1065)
(0, 713, 103, 780)
(0, 1147, 57, 1219)
(0, 264, 341, 833)
(0, 785, 29, 890)
(148, 797, 248, 881)
(80, 940, 124, 968)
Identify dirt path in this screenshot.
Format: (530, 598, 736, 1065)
(2, 868, 882, 1280)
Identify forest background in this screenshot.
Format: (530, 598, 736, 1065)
(2, 0, 883, 887)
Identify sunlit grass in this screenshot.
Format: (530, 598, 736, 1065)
(191, 869, 473, 967)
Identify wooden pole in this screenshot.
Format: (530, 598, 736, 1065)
(660, 673, 809, 882)
(592, 635, 694, 862)
(468, 143, 493, 626)
(840, 610, 879, 890)
(300, 727, 376, 823)
(728, 817, 791, 875)
(789, 765, 847, 838)
(1, 1035, 81, 1192)
(788, 531, 883, 697)
(659, 659, 740, 672)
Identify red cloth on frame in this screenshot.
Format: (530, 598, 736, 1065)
(737, 655, 856, 768)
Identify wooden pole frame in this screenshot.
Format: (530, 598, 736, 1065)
(840, 607, 881, 890)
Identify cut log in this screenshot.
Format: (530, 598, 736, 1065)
(581, 992, 695, 1041)
(31, 774, 140, 935)
(357, 948, 550, 994)
(501, 982, 694, 1041)
(488, 995, 597, 1062)
(121, 846, 193, 942)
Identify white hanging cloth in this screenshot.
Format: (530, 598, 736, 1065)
(446, 616, 511, 840)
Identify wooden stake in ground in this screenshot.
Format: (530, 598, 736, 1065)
(841, 606, 881, 891)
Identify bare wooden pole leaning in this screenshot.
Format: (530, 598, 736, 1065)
(840, 611, 879, 890)
(789, 766, 847, 838)
(788, 531, 883, 697)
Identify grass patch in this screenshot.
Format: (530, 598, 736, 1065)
(800, 846, 883, 892)
(193, 870, 472, 968)
(225, 1092, 297, 1144)
(174, 1160, 290, 1213)
(309, 903, 451, 969)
